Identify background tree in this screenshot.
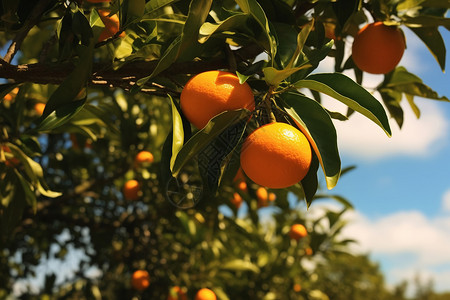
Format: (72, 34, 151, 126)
(0, 0, 449, 299)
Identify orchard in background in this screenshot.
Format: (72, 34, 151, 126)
(0, 0, 449, 299)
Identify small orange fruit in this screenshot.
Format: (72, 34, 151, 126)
(3, 87, 19, 102)
(293, 283, 302, 292)
(268, 192, 276, 202)
(237, 180, 247, 192)
(135, 150, 154, 165)
(230, 192, 243, 209)
(34, 103, 46, 115)
(256, 187, 269, 208)
(167, 286, 188, 300)
(352, 22, 405, 74)
(123, 179, 141, 200)
(305, 247, 313, 256)
(131, 270, 150, 291)
(98, 9, 125, 42)
(195, 288, 216, 300)
(180, 71, 255, 129)
(240, 122, 312, 189)
(289, 224, 308, 241)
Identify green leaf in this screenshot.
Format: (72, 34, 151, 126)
(170, 95, 185, 171)
(171, 109, 252, 177)
(281, 92, 341, 190)
(178, 0, 212, 55)
(199, 13, 249, 43)
(286, 20, 314, 69)
(406, 94, 421, 118)
(235, 0, 277, 59)
(386, 67, 449, 101)
(301, 152, 319, 208)
(409, 26, 446, 72)
(37, 38, 94, 130)
(263, 64, 311, 86)
(294, 73, 392, 136)
(137, 0, 212, 87)
(379, 88, 404, 128)
(37, 100, 86, 132)
(220, 259, 260, 273)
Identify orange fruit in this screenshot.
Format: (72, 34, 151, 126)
(256, 187, 269, 208)
(34, 103, 46, 115)
(305, 247, 313, 256)
(3, 87, 19, 102)
(98, 9, 125, 42)
(237, 180, 247, 192)
(293, 283, 302, 292)
(195, 288, 216, 300)
(268, 192, 276, 202)
(123, 179, 141, 200)
(240, 122, 312, 189)
(230, 192, 243, 209)
(180, 71, 255, 129)
(289, 224, 308, 241)
(352, 22, 405, 74)
(131, 270, 150, 291)
(167, 286, 188, 300)
(135, 150, 154, 165)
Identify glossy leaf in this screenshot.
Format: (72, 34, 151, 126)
(300, 152, 320, 208)
(386, 67, 449, 101)
(170, 95, 185, 171)
(281, 92, 341, 190)
(410, 26, 446, 72)
(294, 73, 392, 137)
(199, 13, 249, 44)
(235, 0, 277, 58)
(171, 109, 252, 177)
(263, 63, 311, 87)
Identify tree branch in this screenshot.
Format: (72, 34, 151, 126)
(0, 45, 263, 91)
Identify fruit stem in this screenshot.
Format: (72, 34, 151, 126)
(263, 86, 276, 123)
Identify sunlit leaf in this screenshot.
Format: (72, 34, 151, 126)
(294, 73, 392, 136)
(281, 92, 341, 189)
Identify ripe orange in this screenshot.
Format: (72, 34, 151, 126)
(123, 179, 141, 200)
(240, 122, 312, 189)
(34, 103, 46, 115)
(256, 187, 269, 208)
(289, 224, 308, 241)
(305, 247, 313, 256)
(135, 150, 154, 165)
(195, 288, 217, 300)
(237, 181, 247, 192)
(98, 9, 125, 42)
(131, 270, 150, 291)
(3, 87, 19, 102)
(352, 22, 405, 74)
(167, 286, 188, 300)
(230, 192, 243, 209)
(293, 283, 302, 292)
(180, 71, 255, 129)
(268, 192, 276, 202)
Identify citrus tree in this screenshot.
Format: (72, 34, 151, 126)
(0, 0, 449, 299)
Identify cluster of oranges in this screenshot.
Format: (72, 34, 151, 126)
(130, 270, 216, 300)
(2, 87, 45, 115)
(180, 70, 313, 190)
(122, 150, 154, 200)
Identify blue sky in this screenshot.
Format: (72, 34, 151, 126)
(310, 26, 450, 293)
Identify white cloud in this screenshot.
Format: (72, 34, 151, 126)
(305, 197, 450, 293)
(330, 99, 449, 161)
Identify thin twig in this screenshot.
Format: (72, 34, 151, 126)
(3, 0, 53, 63)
